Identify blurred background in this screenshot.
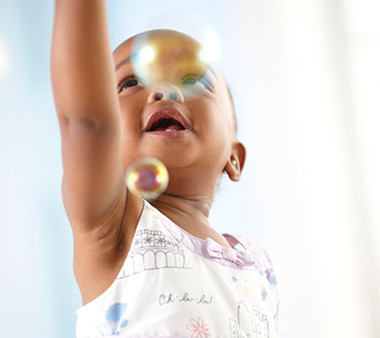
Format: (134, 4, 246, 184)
(1, 0, 379, 337)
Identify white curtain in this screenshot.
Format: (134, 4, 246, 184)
(221, 0, 380, 337)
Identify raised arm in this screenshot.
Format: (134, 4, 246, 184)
(51, 0, 139, 304)
(51, 0, 126, 235)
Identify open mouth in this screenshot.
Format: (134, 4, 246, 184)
(144, 109, 191, 134)
(149, 117, 186, 132)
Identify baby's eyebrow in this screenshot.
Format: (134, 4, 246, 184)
(115, 57, 130, 71)
(115, 53, 136, 71)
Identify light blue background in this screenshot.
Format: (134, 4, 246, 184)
(3, 1, 379, 337)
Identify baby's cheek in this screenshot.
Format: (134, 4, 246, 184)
(205, 128, 231, 158)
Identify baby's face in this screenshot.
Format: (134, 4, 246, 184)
(113, 30, 237, 194)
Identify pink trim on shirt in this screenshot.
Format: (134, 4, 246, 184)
(143, 200, 267, 270)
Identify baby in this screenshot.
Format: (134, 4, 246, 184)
(51, 1, 279, 337)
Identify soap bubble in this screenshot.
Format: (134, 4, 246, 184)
(130, 29, 220, 101)
(125, 157, 169, 201)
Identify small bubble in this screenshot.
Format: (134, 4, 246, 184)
(125, 157, 169, 200)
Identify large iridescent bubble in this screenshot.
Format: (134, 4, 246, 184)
(125, 157, 169, 201)
(130, 29, 220, 101)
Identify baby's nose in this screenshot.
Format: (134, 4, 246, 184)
(147, 84, 184, 104)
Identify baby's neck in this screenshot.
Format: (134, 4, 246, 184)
(153, 193, 210, 224)
(151, 194, 233, 249)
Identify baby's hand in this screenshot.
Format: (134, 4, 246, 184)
(51, 0, 118, 124)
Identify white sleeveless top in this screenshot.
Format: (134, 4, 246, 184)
(76, 200, 280, 337)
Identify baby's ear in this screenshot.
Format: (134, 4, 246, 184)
(224, 141, 246, 181)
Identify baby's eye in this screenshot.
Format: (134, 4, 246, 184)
(182, 75, 213, 91)
(119, 76, 144, 92)
(182, 77, 197, 85)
